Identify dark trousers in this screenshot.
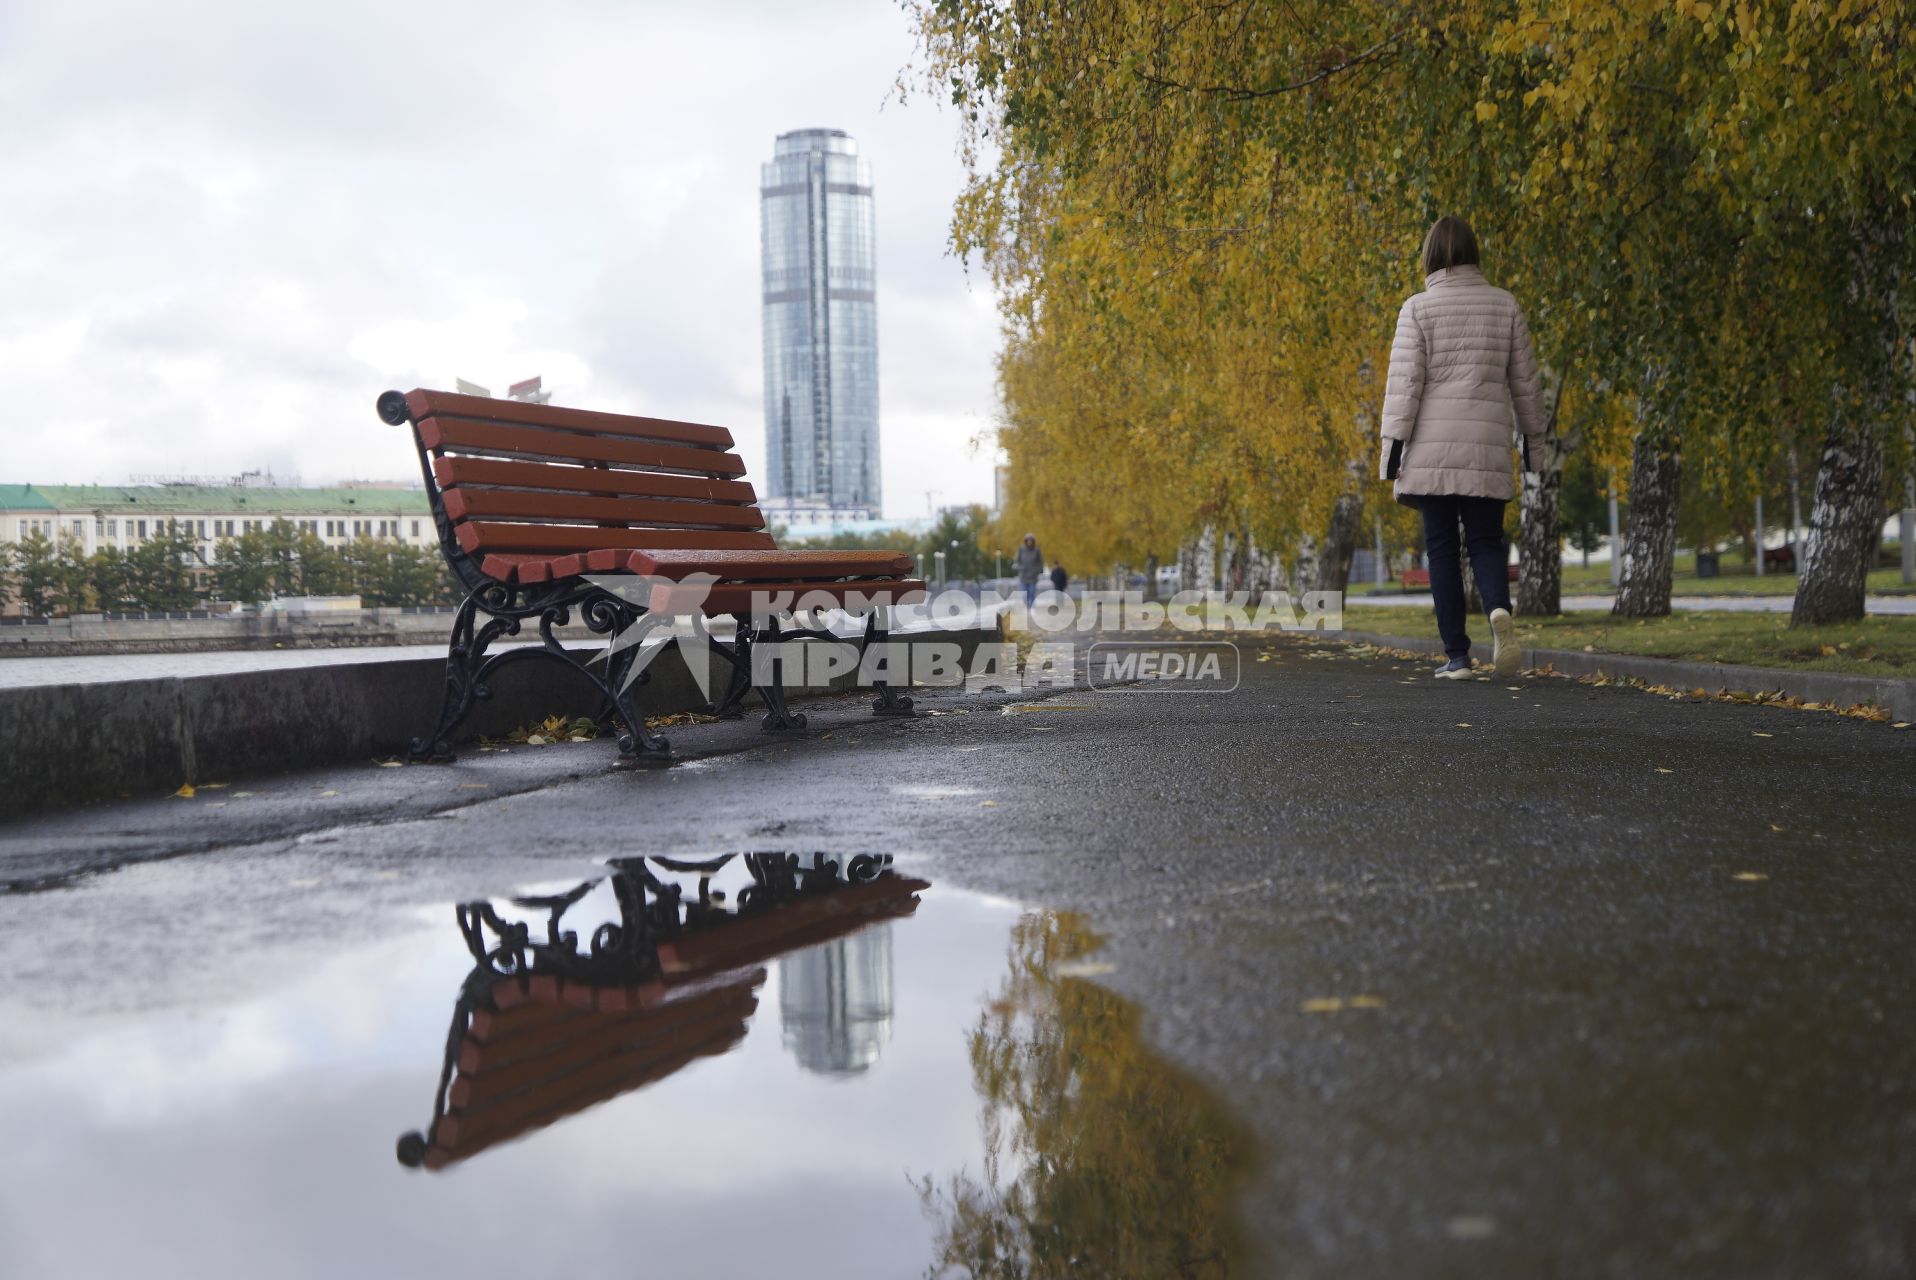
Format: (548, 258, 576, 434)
(1417, 495, 1512, 659)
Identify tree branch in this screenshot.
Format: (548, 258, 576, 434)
(1135, 33, 1403, 102)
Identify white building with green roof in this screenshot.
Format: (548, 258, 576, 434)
(0, 480, 436, 565)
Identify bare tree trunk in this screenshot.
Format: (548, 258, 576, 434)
(1291, 535, 1316, 595)
(1240, 533, 1275, 592)
(1311, 491, 1365, 593)
(1791, 407, 1885, 626)
(1195, 526, 1218, 590)
(1518, 447, 1563, 616)
(1178, 539, 1200, 593)
(1517, 379, 1568, 616)
(1613, 404, 1682, 618)
(1142, 553, 1159, 602)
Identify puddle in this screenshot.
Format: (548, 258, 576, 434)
(0, 854, 1249, 1278)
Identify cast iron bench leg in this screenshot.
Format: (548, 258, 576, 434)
(700, 613, 753, 720)
(410, 593, 521, 763)
(754, 614, 808, 733)
(866, 605, 915, 718)
(594, 603, 671, 763)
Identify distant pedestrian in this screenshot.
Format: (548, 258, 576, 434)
(1379, 215, 1544, 680)
(1049, 563, 1068, 594)
(1014, 533, 1045, 607)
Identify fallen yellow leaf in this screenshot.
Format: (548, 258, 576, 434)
(173, 783, 196, 798)
(1732, 871, 1769, 882)
(317, 789, 339, 798)
(1054, 960, 1117, 978)
(1655, 767, 1675, 774)
(979, 799, 998, 808)
(1455, 722, 1474, 728)
(1300, 997, 1344, 1013)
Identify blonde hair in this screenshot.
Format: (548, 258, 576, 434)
(1421, 215, 1480, 276)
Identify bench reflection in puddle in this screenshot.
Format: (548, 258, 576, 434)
(397, 852, 925, 1171)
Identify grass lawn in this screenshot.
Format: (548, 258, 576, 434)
(1345, 608, 1916, 678)
(1350, 553, 1913, 598)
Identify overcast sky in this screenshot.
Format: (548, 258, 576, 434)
(0, 0, 1002, 518)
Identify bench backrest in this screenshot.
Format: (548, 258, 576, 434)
(395, 388, 776, 564)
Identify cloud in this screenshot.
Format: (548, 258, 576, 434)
(0, 0, 1002, 515)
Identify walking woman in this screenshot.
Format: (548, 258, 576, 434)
(1379, 215, 1546, 679)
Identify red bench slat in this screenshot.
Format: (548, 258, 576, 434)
(658, 878, 928, 974)
(432, 456, 758, 505)
(645, 579, 927, 614)
(450, 984, 757, 1108)
(627, 549, 913, 578)
(455, 522, 776, 556)
(405, 389, 735, 448)
(478, 550, 921, 587)
(441, 489, 768, 530)
(430, 1026, 746, 1161)
(420, 418, 748, 478)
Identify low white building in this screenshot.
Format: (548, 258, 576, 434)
(0, 479, 436, 567)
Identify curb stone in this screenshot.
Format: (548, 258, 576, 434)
(1327, 628, 1916, 722)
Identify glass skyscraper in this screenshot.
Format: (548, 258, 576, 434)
(778, 923, 895, 1076)
(759, 128, 881, 516)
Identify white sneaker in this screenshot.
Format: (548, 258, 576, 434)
(1490, 607, 1519, 677)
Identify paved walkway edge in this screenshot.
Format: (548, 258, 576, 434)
(0, 626, 995, 819)
(1328, 627, 1916, 720)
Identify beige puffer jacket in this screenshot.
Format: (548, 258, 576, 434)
(1378, 264, 1546, 504)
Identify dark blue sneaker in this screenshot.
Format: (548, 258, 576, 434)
(1434, 657, 1473, 680)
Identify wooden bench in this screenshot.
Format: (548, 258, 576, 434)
(397, 853, 926, 1171)
(377, 388, 925, 761)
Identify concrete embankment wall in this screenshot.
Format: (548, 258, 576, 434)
(0, 609, 466, 658)
(0, 627, 995, 820)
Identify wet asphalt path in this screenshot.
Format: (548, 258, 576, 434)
(5, 634, 1916, 1277)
